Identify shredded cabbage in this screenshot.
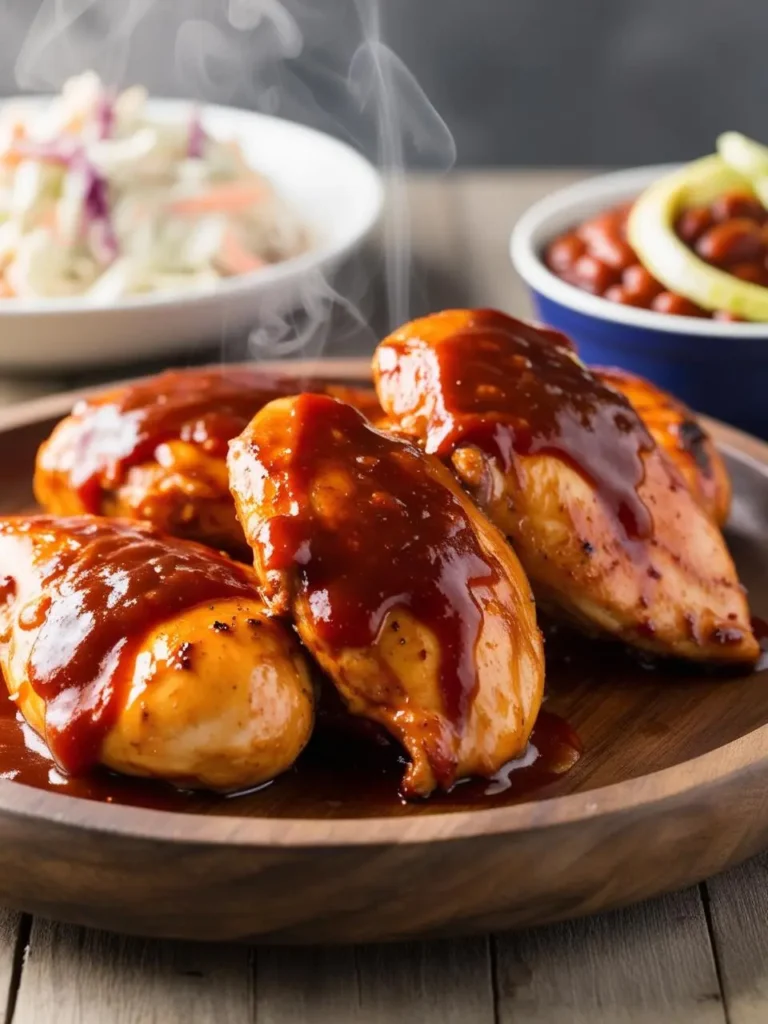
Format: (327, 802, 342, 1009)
(0, 72, 308, 302)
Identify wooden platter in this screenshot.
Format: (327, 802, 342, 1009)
(0, 356, 767, 944)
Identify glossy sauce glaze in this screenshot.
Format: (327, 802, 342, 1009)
(252, 393, 504, 729)
(0, 517, 257, 774)
(43, 367, 381, 511)
(377, 309, 656, 540)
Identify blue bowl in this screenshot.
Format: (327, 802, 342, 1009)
(510, 165, 768, 439)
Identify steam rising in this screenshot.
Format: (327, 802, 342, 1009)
(16, 0, 155, 90)
(13, 0, 456, 359)
(227, 0, 302, 48)
(349, 1, 456, 330)
(174, 2, 303, 110)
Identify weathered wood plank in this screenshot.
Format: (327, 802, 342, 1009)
(494, 886, 726, 1023)
(454, 169, 584, 315)
(254, 947, 360, 1023)
(0, 911, 25, 1024)
(255, 938, 494, 1024)
(705, 852, 768, 1024)
(12, 919, 253, 1024)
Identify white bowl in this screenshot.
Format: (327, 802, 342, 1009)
(510, 163, 768, 338)
(0, 99, 384, 370)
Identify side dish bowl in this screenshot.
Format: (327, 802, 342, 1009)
(0, 99, 383, 369)
(510, 165, 768, 438)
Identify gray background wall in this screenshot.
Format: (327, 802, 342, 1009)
(2, 0, 766, 168)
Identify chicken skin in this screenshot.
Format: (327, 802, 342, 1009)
(34, 366, 383, 560)
(373, 309, 758, 665)
(594, 367, 731, 526)
(0, 515, 314, 790)
(228, 393, 545, 797)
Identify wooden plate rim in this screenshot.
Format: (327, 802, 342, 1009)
(0, 359, 766, 849)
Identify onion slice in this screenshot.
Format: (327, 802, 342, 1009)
(627, 154, 768, 320)
(717, 132, 768, 208)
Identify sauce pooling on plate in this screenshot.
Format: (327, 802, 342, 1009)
(0, 690, 581, 815)
(376, 309, 656, 540)
(251, 393, 504, 729)
(0, 517, 257, 775)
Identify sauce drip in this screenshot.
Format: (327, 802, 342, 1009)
(1, 516, 257, 775)
(305, 707, 581, 806)
(250, 393, 501, 728)
(471, 710, 582, 797)
(48, 367, 380, 512)
(378, 309, 656, 540)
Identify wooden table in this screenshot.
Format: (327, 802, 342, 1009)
(0, 171, 765, 1023)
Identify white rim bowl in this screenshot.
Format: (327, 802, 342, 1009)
(510, 164, 768, 338)
(0, 97, 384, 316)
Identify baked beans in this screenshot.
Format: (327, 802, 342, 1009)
(544, 190, 768, 319)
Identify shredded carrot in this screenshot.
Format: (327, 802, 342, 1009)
(168, 181, 269, 217)
(63, 114, 85, 135)
(0, 150, 22, 168)
(0, 124, 29, 168)
(217, 230, 266, 275)
(0, 276, 17, 298)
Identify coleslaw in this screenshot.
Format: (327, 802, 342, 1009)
(0, 72, 310, 302)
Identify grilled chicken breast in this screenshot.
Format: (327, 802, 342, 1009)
(0, 515, 314, 790)
(373, 308, 757, 665)
(594, 366, 731, 526)
(228, 392, 545, 796)
(34, 365, 383, 559)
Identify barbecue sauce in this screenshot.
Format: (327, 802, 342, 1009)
(0, 688, 580, 815)
(245, 393, 504, 732)
(40, 367, 381, 512)
(0, 516, 257, 774)
(376, 309, 656, 540)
